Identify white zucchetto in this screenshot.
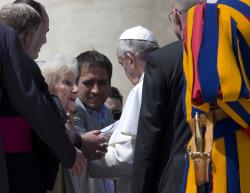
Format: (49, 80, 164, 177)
(119, 26, 157, 43)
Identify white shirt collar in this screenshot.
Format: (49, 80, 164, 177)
(139, 73, 144, 82)
(206, 0, 218, 4)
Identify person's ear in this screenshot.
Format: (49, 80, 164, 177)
(125, 52, 136, 69)
(22, 31, 34, 45)
(19, 31, 34, 53)
(174, 13, 183, 31)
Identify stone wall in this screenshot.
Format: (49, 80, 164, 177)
(0, 0, 177, 97)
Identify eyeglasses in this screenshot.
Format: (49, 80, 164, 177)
(168, 8, 182, 23)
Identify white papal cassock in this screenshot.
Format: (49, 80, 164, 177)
(88, 74, 144, 193)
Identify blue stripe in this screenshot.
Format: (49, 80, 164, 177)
(214, 119, 241, 193)
(218, 0, 250, 18)
(198, 4, 220, 103)
(224, 133, 241, 193)
(231, 19, 249, 98)
(180, 154, 190, 193)
(214, 118, 239, 139)
(191, 107, 204, 118)
(208, 163, 212, 193)
(238, 29, 250, 84)
(227, 101, 250, 126)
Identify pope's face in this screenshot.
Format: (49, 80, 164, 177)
(117, 54, 140, 85)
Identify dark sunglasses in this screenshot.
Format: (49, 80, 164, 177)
(113, 111, 122, 121)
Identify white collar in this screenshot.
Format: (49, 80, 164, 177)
(139, 73, 144, 83)
(206, 0, 218, 4)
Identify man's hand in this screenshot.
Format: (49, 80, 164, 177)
(80, 130, 108, 160)
(88, 142, 108, 160)
(71, 148, 85, 176)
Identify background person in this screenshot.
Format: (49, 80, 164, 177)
(105, 86, 123, 121)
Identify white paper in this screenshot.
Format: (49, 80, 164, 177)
(100, 121, 119, 140)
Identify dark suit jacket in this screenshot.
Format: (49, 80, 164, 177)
(0, 24, 76, 193)
(131, 41, 191, 193)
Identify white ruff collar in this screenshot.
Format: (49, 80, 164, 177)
(206, 0, 218, 4)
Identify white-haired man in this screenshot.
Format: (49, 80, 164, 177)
(0, 22, 84, 193)
(0, 3, 42, 59)
(0, 2, 85, 193)
(13, 0, 49, 60)
(87, 26, 159, 193)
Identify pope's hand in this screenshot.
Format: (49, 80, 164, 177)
(80, 130, 107, 160)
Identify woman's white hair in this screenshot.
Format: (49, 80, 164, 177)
(39, 53, 77, 93)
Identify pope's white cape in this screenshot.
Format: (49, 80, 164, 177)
(108, 74, 144, 146)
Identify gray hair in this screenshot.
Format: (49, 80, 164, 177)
(39, 53, 78, 93)
(0, 3, 41, 35)
(117, 39, 159, 61)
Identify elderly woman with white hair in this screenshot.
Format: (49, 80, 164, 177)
(40, 54, 107, 193)
(40, 54, 85, 193)
(40, 55, 78, 138)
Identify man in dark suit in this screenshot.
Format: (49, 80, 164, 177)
(131, 41, 191, 193)
(0, 24, 84, 193)
(130, 0, 200, 192)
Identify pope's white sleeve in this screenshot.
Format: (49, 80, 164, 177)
(88, 138, 135, 178)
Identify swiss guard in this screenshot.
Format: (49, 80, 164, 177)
(182, 0, 250, 193)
